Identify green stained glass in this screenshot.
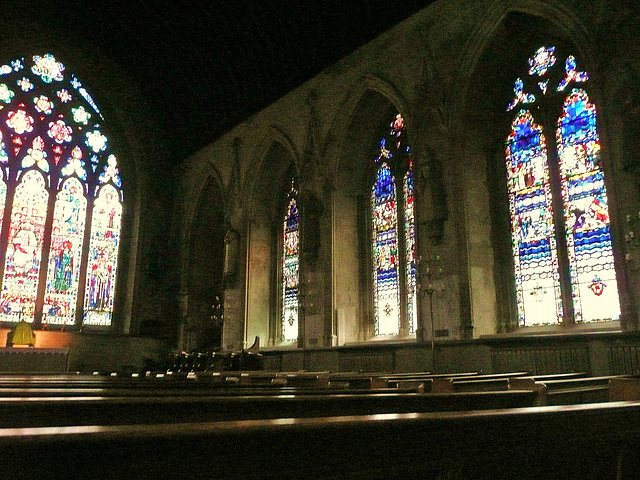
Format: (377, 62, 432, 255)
(44, 178, 87, 325)
(404, 162, 416, 333)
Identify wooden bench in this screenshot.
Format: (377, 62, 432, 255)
(510, 374, 617, 405)
(2, 401, 640, 478)
(431, 372, 529, 393)
(609, 376, 640, 401)
(0, 389, 537, 428)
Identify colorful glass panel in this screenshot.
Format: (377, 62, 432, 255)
(83, 185, 122, 325)
(44, 178, 87, 325)
(403, 162, 416, 333)
(528, 46, 556, 77)
(507, 78, 536, 112)
(282, 183, 299, 342)
(372, 163, 400, 335)
(557, 89, 620, 322)
(0, 171, 48, 322)
(557, 56, 589, 92)
(506, 110, 562, 326)
(0, 53, 123, 327)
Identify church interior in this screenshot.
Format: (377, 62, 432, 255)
(0, 0, 640, 477)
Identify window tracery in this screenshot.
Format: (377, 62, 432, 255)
(0, 53, 123, 326)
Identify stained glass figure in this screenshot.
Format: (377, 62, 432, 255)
(83, 185, 122, 326)
(404, 161, 416, 333)
(557, 89, 620, 322)
(282, 179, 299, 342)
(506, 110, 562, 325)
(0, 171, 48, 322)
(43, 178, 87, 324)
(372, 163, 400, 335)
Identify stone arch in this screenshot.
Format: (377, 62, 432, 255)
(185, 174, 226, 351)
(328, 81, 415, 344)
(325, 76, 414, 187)
(245, 132, 300, 347)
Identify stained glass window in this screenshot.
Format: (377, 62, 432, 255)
(371, 114, 415, 336)
(282, 179, 299, 342)
(506, 47, 620, 326)
(506, 111, 561, 325)
(557, 89, 620, 322)
(0, 53, 123, 326)
(372, 163, 400, 335)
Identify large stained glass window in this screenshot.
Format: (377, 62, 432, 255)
(371, 114, 415, 335)
(0, 53, 123, 326)
(282, 179, 299, 342)
(506, 47, 620, 326)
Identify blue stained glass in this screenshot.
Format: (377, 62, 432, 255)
(371, 114, 415, 336)
(557, 89, 620, 323)
(506, 110, 562, 326)
(372, 163, 400, 335)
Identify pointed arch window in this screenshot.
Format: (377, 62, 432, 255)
(281, 178, 299, 342)
(506, 46, 620, 326)
(371, 114, 416, 335)
(0, 53, 123, 326)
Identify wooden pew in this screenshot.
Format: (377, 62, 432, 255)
(610, 376, 640, 401)
(431, 372, 529, 393)
(0, 389, 537, 428)
(374, 371, 479, 389)
(2, 401, 640, 479)
(511, 374, 616, 405)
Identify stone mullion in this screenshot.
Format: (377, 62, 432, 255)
(33, 184, 58, 326)
(541, 101, 576, 325)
